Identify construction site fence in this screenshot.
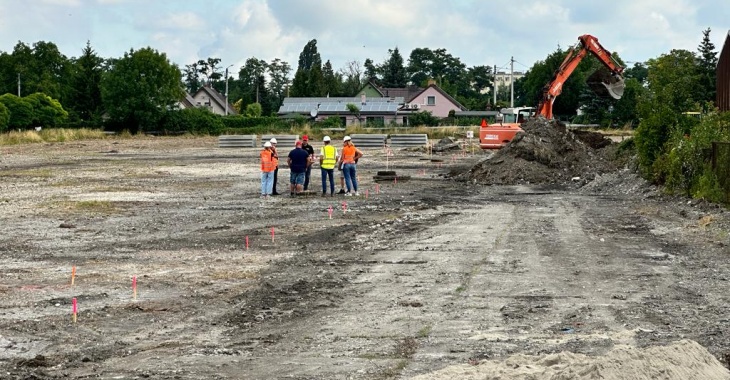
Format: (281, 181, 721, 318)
(712, 141, 730, 203)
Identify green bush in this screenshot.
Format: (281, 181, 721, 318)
(655, 111, 730, 199)
(0, 102, 9, 133)
(0, 94, 33, 129)
(159, 108, 224, 134)
(25, 93, 69, 127)
(408, 110, 439, 127)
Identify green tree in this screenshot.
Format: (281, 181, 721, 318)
(0, 41, 71, 102)
(245, 102, 262, 117)
(696, 27, 718, 107)
(339, 61, 363, 96)
(183, 61, 202, 94)
(25, 92, 68, 127)
(363, 58, 378, 82)
(238, 57, 268, 106)
(290, 39, 324, 96)
(67, 41, 104, 121)
(297, 39, 322, 72)
(634, 49, 702, 174)
(346, 103, 361, 122)
(266, 58, 291, 112)
(0, 94, 33, 128)
(380, 47, 407, 87)
(307, 64, 326, 96)
(101, 47, 184, 132)
(322, 60, 341, 96)
(0, 102, 9, 132)
(196, 58, 222, 86)
(406, 48, 466, 89)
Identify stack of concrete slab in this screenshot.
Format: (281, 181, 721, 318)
(351, 134, 387, 149)
(389, 134, 429, 147)
(218, 135, 257, 148)
(261, 135, 299, 148)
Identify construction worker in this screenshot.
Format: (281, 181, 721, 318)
(269, 138, 280, 195)
(339, 136, 363, 196)
(259, 141, 276, 198)
(319, 135, 338, 196)
(301, 135, 315, 191)
(287, 140, 310, 196)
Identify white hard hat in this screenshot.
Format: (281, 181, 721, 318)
(269, 138, 277, 144)
(323, 136, 331, 142)
(343, 136, 351, 141)
(264, 141, 272, 148)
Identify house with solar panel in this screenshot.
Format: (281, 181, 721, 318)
(277, 95, 404, 126)
(278, 80, 466, 126)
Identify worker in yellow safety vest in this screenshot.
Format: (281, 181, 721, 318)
(319, 135, 338, 197)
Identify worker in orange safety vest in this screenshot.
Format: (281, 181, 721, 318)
(260, 141, 276, 198)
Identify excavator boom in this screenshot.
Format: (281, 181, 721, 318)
(480, 34, 624, 149)
(536, 34, 625, 119)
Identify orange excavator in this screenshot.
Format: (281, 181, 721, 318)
(480, 34, 625, 149)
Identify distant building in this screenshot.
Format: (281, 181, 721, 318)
(718, 30, 730, 113)
(484, 70, 525, 94)
(188, 85, 238, 116)
(277, 82, 465, 125)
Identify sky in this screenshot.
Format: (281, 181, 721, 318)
(1, 0, 729, 76)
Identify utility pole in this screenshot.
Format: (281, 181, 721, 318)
(510, 56, 515, 108)
(17, 73, 20, 97)
(493, 64, 497, 107)
(225, 65, 232, 116)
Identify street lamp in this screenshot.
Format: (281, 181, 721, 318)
(225, 64, 233, 116)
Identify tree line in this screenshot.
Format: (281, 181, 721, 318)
(0, 30, 729, 204)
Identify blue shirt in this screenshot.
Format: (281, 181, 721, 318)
(288, 148, 310, 173)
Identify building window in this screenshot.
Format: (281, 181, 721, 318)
(427, 96, 435, 106)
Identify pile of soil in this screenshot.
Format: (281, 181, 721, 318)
(410, 340, 730, 380)
(465, 118, 624, 186)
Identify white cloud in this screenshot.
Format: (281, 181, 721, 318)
(156, 12, 206, 31)
(0, 0, 728, 75)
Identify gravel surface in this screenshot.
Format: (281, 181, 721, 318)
(0, 135, 729, 379)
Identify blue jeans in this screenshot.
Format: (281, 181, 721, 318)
(261, 171, 274, 195)
(343, 163, 358, 193)
(321, 168, 334, 194)
(304, 165, 312, 190)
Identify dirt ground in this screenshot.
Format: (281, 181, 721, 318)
(1, 131, 729, 379)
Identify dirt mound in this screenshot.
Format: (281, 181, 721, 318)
(466, 118, 621, 186)
(410, 340, 730, 380)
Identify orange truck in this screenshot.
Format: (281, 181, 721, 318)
(480, 34, 625, 149)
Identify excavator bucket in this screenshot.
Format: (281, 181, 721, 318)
(587, 68, 625, 99)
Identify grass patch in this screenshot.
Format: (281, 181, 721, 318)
(416, 325, 432, 338)
(378, 359, 408, 379)
(0, 168, 54, 178)
(0, 128, 111, 145)
(55, 200, 118, 214)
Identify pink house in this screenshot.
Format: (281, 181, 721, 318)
(405, 84, 466, 118)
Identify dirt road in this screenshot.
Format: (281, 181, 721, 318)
(1, 137, 729, 379)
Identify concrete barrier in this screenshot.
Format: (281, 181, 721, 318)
(261, 134, 299, 148)
(389, 134, 429, 147)
(351, 134, 387, 149)
(218, 135, 257, 148)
